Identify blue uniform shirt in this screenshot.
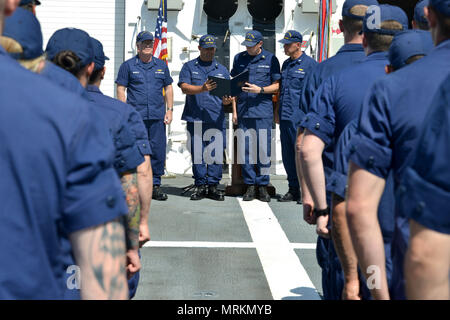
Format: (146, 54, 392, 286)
(299, 43, 366, 184)
(302, 51, 389, 147)
(116, 56, 173, 120)
(0, 53, 127, 299)
(348, 41, 450, 297)
(279, 53, 317, 123)
(178, 57, 230, 124)
(349, 40, 450, 184)
(301, 44, 365, 114)
(231, 49, 281, 119)
(331, 120, 396, 241)
(398, 74, 450, 235)
(86, 85, 150, 172)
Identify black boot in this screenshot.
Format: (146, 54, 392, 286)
(296, 191, 303, 205)
(258, 185, 271, 202)
(278, 187, 300, 202)
(190, 185, 207, 200)
(243, 185, 255, 201)
(152, 185, 168, 201)
(207, 184, 224, 201)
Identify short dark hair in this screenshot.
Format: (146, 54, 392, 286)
(365, 20, 404, 52)
(406, 54, 425, 65)
(88, 68, 103, 84)
(415, 20, 430, 30)
(390, 54, 426, 72)
(52, 50, 84, 77)
(20, 3, 34, 12)
(341, 5, 368, 37)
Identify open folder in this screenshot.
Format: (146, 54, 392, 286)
(208, 70, 249, 98)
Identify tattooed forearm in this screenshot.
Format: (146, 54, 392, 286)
(69, 218, 128, 300)
(121, 172, 140, 250)
(90, 218, 128, 299)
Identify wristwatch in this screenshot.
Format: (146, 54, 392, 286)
(313, 207, 330, 219)
(260, 87, 265, 94)
(167, 107, 173, 111)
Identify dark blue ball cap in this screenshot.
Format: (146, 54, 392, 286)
(199, 35, 216, 48)
(342, 0, 379, 20)
(136, 31, 154, 43)
(430, 0, 450, 16)
(362, 4, 409, 35)
(388, 30, 434, 70)
(91, 37, 110, 71)
(46, 28, 94, 67)
(3, 7, 43, 60)
(279, 30, 303, 44)
(414, 0, 429, 24)
(241, 30, 263, 47)
(20, 0, 41, 5)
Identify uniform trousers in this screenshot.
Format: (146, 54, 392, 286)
(280, 119, 300, 188)
(186, 121, 223, 186)
(143, 120, 166, 186)
(237, 118, 273, 186)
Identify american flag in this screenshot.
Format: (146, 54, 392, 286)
(152, 0, 168, 63)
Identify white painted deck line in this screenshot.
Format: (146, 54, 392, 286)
(238, 198, 321, 300)
(142, 241, 316, 250)
(142, 241, 255, 248)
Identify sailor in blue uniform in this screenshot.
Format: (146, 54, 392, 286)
(413, 0, 430, 30)
(299, 4, 408, 300)
(2, 10, 137, 299)
(295, 0, 376, 300)
(399, 73, 450, 300)
(346, 0, 450, 299)
(329, 29, 433, 300)
(45, 28, 147, 299)
(230, 30, 281, 202)
(277, 30, 317, 203)
(88, 38, 152, 162)
(299, 0, 379, 202)
(178, 35, 233, 201)
(116, 31, 174, 201)
(0, 4, 128, 299)
(330, 30, 432, 300)
(86, 37, 155, 299)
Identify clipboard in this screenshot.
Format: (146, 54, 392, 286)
(208, 70, 249, 97)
